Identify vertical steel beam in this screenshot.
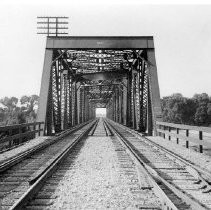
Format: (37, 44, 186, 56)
(86, 87, 89, 121)
(45, 69, 53, 135)
(147, 80, 153, 135)
(57, 60, 62, 131)
(137, 65, 141, 130)
(77, 82, 80, 124)
(119, 85, 123, 124)
(83, 88, 85, 123)
(115, 87, 119, 122)
(63, 73, 68, 130)
(132, 73, 137, 129)
(122, 79, 127, 125)
(147, 49, 162, 135)
(68, 75, 72, 128)
(69, 78, 73, 127)
(113, 93, 116, 122)
(71, 80, 75, 126)
(79, 87, 83, 123)
(126, 71, 132, 127)
(74, 81, 78, 125)
(52, 60, 61, 133)
(138, 59, 147, 132)
(37, 49, 53, 135)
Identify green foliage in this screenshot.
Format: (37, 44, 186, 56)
(207, 103, 211, 124)
(0, 95, 39, 125)
(20, 95, 39, 122)
(162, 93, 211, 126)
(0, 108, 7, 125)
(0, 97, 18, 111)
(1, 93, 210, 127)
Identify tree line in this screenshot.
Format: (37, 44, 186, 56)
(0, 95, 39, 126)
(0, 93, 211, 127)
(161, 93, 211, 126)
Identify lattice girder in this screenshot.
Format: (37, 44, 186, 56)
(37, 37, 162, 135)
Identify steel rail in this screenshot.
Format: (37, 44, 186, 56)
(103, 120, 112, 136)
(117, 122, 211, 191)
(88, 118, 99, 136)
(142, 136, 211, 192)
(9, 120, 98, 210)
(105, 119, 209, 210)
(0, 120, 93, 173)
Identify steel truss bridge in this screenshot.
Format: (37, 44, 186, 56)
(37, 36, 163, 136)
(1, 36, 211, 210)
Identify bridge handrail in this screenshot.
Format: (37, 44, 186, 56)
(156, 121, 211, 133)
(156, 121, 211, 153)
(0, 122, 43, 132)
(0, 122, 44, 151)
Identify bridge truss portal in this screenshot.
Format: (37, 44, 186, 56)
(37, 36, 162, 135)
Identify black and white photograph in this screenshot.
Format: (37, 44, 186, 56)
(0, 0, 211, 209)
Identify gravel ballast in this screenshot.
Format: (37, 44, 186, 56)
(35, 135, 161, 209)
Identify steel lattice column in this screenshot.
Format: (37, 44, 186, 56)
(37, 49, 53, 135)
(73, 80, 78, 126)
(122, 78, 127, 125)
(77, 82, 81, 125)
(132, 72, 137, 129)
(127, 71, 132, 127)
(82, 87, 86, 123)
(68, 74, 72, 128)
(119, 85, 123, 124)
(61, 70, 68, 130)
(71, 80, 75, 126)
(45, 67, 53, 135)
(138, 59, 148, 132)
(79, 88, 82, 124)
(113, 93, 116, 122)
(85, 87, 89, 121)
(146, 49, 162, 135)
(135, 70, 140, 130)
(115, 87, 119, 122)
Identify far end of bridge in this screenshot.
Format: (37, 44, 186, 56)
(37, 35, 163, 136)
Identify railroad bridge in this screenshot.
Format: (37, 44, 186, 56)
(37, 36, 162, 136)
(0, 35, 211, 210)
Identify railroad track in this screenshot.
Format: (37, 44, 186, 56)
(0, 120, 97, 210)
(106, 119, 211, 210)
(6, 118, 163, 209)
(1, 118, 211, 209)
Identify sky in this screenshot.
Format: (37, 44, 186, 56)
(0, 0, 211, 99)
(96, 108, 106, 117)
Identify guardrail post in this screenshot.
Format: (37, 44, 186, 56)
(152, 122, 211, 155)
(33, 124, 36, 138)
(163, 126, 165, 139)
(0, 122, 45, 151)
(158, 124, 161, 137)
(176, 128, 179, 144)
(199, 131, 203, 153)
(168, 127, 171, 140)
(38, 123, 41, 136)
(186, 129, 189, 148)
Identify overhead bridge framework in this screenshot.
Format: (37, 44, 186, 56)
(37, 36, 162, 136)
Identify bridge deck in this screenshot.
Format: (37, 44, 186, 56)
(0, 119, 211, 209)
(0, 136, 49, 164)
(1, 121, 211, 176)
(148, 136, 211, 173)
(33, 118, 161, 209)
